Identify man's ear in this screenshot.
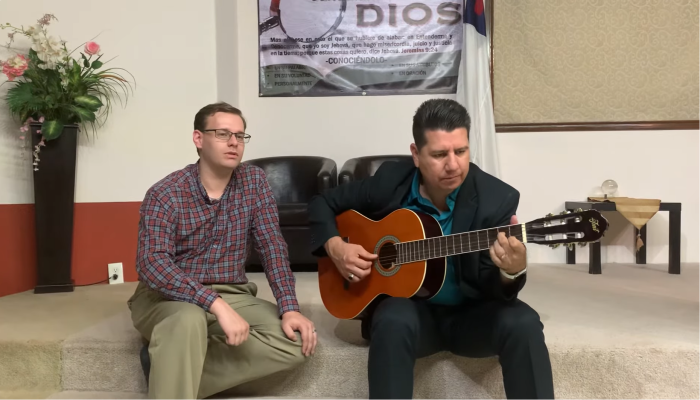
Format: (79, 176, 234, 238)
(409, 143, 420, 168)
(193, 130, 203, 150)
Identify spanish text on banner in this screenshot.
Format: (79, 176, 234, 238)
(258, 0, 464, 97)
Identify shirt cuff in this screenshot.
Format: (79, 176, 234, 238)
(193, 287, 220, 311)
(278, 299, 301, 317)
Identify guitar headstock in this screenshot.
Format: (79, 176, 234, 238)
(526, 209, 609, 249)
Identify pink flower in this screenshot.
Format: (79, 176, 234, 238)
(2, 54, 28, 81)
(38, 14, 57, 26)
(84, 41, 100, 56)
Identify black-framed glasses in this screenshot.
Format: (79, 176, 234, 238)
(202, 129, 251, 143)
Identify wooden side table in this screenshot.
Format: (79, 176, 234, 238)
(564, 201, 682, 274)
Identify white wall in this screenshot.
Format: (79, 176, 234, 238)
(216, 0, 239, 108)
(0, 0, 217, 204)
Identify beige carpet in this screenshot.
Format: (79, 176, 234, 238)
(0, 263, 697, 399)
(0, 391, 362, 400)
(0, 391, 57, 399)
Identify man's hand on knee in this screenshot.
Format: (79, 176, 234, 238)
(210, 298, 250, 345)
(281, 311, 317, 357)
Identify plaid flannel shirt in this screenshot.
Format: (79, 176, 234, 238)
(135, 162, 299, 316)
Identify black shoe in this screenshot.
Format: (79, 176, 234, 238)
(140, 343, 151, 386)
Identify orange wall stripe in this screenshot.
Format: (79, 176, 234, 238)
(71, 202, 142, 286)
(0, 202, 142, 297)
(0, 204, 37, 297)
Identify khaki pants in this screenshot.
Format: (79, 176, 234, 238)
(127, 281, 306, 399)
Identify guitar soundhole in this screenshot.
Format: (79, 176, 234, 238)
(377, 243, 397, 269)
(373, 236, 401, 276)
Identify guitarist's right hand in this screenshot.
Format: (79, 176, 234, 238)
(325, 237, 378, 281)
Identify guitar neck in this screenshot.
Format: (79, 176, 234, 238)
(395, 224, 525, 264)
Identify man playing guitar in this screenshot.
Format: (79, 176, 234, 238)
(308, 99, 555, 399)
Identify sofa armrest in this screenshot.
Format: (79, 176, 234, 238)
(317, 158, 338, 192)
(338, 157, 361, 185)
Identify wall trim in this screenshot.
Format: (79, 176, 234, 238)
(495, 120, 700, 133)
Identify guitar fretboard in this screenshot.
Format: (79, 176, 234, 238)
(395, 224, 525, 264)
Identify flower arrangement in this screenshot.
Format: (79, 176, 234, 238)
(1, 14, 134, 170)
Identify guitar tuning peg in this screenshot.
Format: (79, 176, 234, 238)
(566, 243, 574, 250)
(546, 213, 554, 217)
(549, 243, 560, 249)
(578, 242, 587, 248)
(559, 211, 567, 215)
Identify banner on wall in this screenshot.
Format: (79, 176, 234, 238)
(258, 0, 464, 97)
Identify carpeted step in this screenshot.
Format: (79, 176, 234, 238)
(46, 390, 308, 399)
(1, 390, 332, 400)
(0, 342, 61, 394)
(0, 280, 137, 396)
(59, 265, 699, 399)
(0, 390, 58, 399)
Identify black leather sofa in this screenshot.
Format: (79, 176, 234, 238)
(243, 156, 337, 272)
(339, 155, 413, 183)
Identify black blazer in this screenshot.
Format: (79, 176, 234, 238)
(308, 159, 526, 303)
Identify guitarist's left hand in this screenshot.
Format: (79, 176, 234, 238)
(489, 215, 527, 275)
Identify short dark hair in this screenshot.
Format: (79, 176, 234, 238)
(194, 102, 247, 132)
(412, 99, 471, 149)
(193, 102, 246, 156)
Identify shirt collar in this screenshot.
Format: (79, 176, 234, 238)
(191, 160, 237, 204)
(407, 169, 462, 212)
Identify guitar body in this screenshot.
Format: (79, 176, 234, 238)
(318, 209, 447, 320)
(318, 207, 609, 321)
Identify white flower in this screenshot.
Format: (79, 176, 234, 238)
(31, 34, 67, 70)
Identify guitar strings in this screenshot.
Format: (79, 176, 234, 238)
(346, 217, 586, 264)
(375, 235, 556, 264)
(373, 233, 569, 264)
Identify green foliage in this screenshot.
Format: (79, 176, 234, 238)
(2, 19, 135, 141)
(41, 120, 64, 140)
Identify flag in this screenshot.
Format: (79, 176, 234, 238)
(464, 0, 487, 36)
(456, 0, 500, 178)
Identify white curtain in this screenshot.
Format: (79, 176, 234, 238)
(456, 0, 500, 178)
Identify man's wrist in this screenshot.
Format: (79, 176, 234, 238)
(282, 310, 300, 318)
(209, 297, 228, 315)
(324, 236, 343, 254)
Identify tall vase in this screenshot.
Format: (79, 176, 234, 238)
(30, 123, 78, 294)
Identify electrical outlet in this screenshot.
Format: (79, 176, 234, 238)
(108, 262, 124, 285)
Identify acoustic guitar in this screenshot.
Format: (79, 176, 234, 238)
(317, 208, 608, 320)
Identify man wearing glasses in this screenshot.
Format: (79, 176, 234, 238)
(128, 102, 316, 399)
